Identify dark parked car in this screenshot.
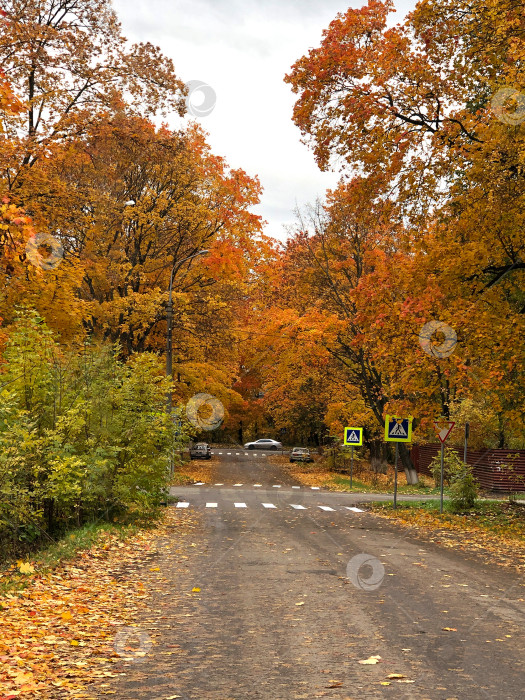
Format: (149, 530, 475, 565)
(190, 442, 212, 459)
(289, 447, 313, 463)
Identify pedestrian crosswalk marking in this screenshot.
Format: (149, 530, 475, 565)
(175, 501, 366, 512)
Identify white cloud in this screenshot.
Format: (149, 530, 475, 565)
(113, 0, 417, 240)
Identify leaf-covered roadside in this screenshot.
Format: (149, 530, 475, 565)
(0, 508, 198, 699)
(368, 501, 525, 572)
(273, 454, 435, 494)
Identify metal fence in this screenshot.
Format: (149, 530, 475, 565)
(411, 444, 525, 492)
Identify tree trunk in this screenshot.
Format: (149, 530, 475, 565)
(398, 443, 418, 484)
(369, 439, 387, 474)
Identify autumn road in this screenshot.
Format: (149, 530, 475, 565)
(100, 452, 525, 699)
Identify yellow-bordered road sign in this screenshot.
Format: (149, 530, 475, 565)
(384, 415, 413, 443)
(344, 427, 363, 446)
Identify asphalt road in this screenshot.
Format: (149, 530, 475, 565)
(101, 452, 525, 699)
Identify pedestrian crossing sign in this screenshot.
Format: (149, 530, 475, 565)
(384, 415, 413, 443)
(344, 427, 363, 446)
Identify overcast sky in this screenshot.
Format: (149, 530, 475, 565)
(113, 0, 417, 241)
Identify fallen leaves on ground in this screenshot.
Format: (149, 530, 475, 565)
(0, 509, 199, 698)
(368, 504, 525, 571)
(171, 457, 217, 486)
(358, 655, 381, 664)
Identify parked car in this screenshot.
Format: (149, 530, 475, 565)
(289, 447, 314, 463)
(243, 438, 282, 451)
(190, 442, 212, 459)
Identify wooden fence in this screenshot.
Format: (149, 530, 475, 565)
(411, 444, 525, 492)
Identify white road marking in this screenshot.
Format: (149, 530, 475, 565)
(262, 503, 276, 508)
(272, 485, 281, 488)
(292, 486, 300, 489)
(234, 502, 247, 508)
(311, 487, 320, 490)
(234, 483, 243, 486)
(290, 504, 306, 510)
(206, 503, 218, 508)
(262, 453, 266, 456)
(218, 452, 223, 454)
(195, 482, 204, 485)
(236, 452, 240, 455)
(227, 452, 232, 455)
(253, 453, 257, 456)
(254, 484, 262, 487)
(318, 505, 335, 511)
(176, 502, 189, 508)
(214, 483, 224, 486)
(244, 452, 249, 456)
(345, 506, 365, 513)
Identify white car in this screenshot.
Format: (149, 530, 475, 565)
(244, 438, 282, 451)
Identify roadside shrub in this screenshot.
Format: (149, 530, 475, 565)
(0, 310, 191, 560)
(429, 448, 465, 487)
(448, 466, 479, 511)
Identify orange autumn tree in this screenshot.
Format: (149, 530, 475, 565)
(284, 0, 525, 448)
(0, 0, 187, 338)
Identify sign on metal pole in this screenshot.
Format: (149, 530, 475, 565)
(384, 415, 413, 443)
(384, 415, 413, 508)
(432, 419, 455, 514)
(344, 427, 363, 446)
(432, 420, 455, 444)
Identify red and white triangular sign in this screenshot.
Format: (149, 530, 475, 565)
(432, 420, 455, 443)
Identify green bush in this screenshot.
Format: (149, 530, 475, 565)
(449, 466, 479, 511)
(429, 448, 465, 487)
(428, 448, 479, 511)
(0, 309, 191, 560)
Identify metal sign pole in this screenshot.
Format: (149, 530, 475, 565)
(350, 446, 354, 488)
(464, 422, 469, 465)
(440, 442, 445, 514)
(394, 442, 399, 510)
